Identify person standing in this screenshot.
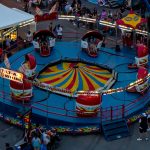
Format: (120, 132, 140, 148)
(30, 123, 42, 138)
(137, 113, 149, 141)
(24, 1, 29, 12)
(42, 131, 50, 150)
(147, 114, 150, 131)
(5, 35, 11, 49)
(56, 24, 63, 40)
(48, 0, 53, 10)
(100, 9, 107, 21)
(32, 133, 41, 150)
(5, 143, 14, 150)
(26, 31, 32, 45)
(49, 22, 53, 32)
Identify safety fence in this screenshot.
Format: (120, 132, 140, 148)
(100, 92, 150, 121)
(0, 86, 150, 122)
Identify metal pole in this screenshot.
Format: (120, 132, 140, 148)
(123, 86, 125, 119)
(122, 105, 125, 118)
(47, 92, 48, 127)
(110, 106, 113, 120)
(2, 32, 5, 120)
(115, 25, 118, 46)
(146, 19, 149, 48)
(23, 79, 25, 105)
(133, 30, 136, 49)
(147, 33, 149, 49)
(2, 33, 4, 53)
(2, 78, 5, 120)
(115, 25, 120, 51)
(46, 91, 50, 127)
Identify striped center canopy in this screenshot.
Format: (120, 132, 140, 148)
(37, 62, 113, 93)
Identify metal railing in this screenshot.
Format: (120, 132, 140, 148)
(0, 86, 150, 122)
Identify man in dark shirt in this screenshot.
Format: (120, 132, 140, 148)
(5, 143, 14, 150)
(137, 113, 148, 141)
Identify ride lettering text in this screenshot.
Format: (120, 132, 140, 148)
(0, 68, 23, 83)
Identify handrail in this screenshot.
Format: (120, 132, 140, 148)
(1, 86, 150, 121)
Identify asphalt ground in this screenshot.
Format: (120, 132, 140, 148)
(0, 120, 150, 150)
(57, 123, 150, 150)
(0, 120, 23, 150)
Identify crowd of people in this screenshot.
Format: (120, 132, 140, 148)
(21, 0, 147, 34)
(14, 123, 61, 150)
(15, 0, 149, 55)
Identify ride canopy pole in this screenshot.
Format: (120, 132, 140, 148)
(115, 25, 120, 51)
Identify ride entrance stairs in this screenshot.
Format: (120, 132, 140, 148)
(102, 118, 130, 141)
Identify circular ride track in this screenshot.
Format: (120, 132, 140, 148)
(37, 60, 113, 94)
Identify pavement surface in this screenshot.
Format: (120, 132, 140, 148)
(0, 1, 150, 150)
(0, 120, 150, 150)
(57, 123, 150, 150)
(0, 0, 24, 10)
(0, 120, 23, 150)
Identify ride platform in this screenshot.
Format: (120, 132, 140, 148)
(0, 41, 150, 134)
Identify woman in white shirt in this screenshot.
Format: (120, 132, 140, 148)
(26, 31, 32, 43)
(56, 24, 63, 40)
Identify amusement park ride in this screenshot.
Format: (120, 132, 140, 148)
(1, 1, 150, 140)
(34, 1, 58, 22)
(32, 30, 56, 56)
(81, 31, 103, 57)
(10, 54, 36, 102)
(7, 29, 150, 120)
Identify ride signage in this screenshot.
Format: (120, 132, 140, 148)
(0, 68, 23, 83)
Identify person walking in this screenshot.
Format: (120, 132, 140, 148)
(137, 113, 149, 141)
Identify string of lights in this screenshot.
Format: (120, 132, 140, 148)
(58, 15, 149, 36)
(76, 72, 150, 96)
